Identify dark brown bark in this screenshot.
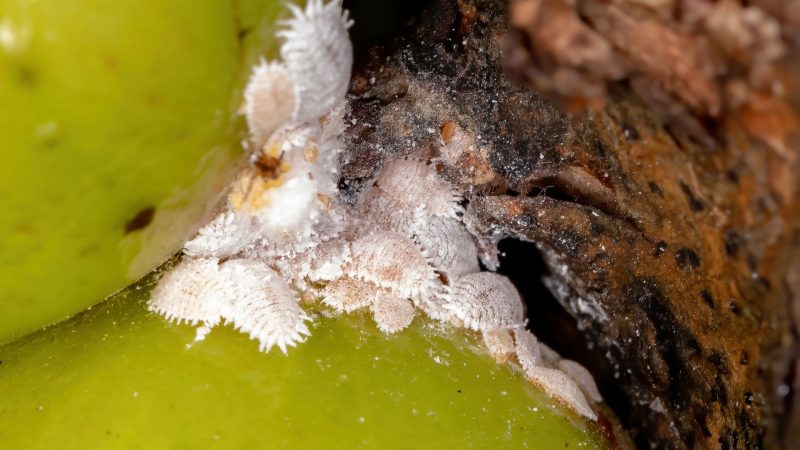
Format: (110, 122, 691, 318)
(341, 0, 800, 448)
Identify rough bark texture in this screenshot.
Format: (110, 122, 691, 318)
(341, 0, 800, 448)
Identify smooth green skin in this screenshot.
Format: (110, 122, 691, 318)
(0, 0, 284, 343)
(0, 272, 611, 450)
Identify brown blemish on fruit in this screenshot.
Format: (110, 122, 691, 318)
(124, 207, 155, 234)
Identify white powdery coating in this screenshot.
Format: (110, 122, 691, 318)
(152, 1, 355, 355)
(148, 258, 225, 334)
(370, 293, 415, 333)
(347, 228, 438, 299)
(279, 0, 353, 124)
(294, 237, 352, 282)
(221, 259, 310, 354)
(235, 123, 332, 246)
(446, 272, 526, 331)
(248, 205, 350, 265)
(253, 167, 321, 240)
(243, 61, 296, 145)
(184, 212, 257, 259)
(412, 215, 479, 280)
(373, 159, 462, 219)
(524, 366, 597, 420)
(557, 359, 603, 403)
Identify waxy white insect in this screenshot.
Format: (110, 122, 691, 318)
(445, 272, 526, 331)
(148, 0, 601, 421)
(279, 0, 353, 124)
(150, 0, 352, 354)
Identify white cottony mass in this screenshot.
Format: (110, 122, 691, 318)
(147, 0, 601, 420)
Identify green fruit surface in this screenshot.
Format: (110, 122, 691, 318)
(0, 271, 612, 449)
(0, 0, 283, 343)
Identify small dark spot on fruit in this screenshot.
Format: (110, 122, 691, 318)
(700, 289, 715, 308)
(679, 181, 704, 212)
(16, 64, 38, 86)
(145, 94, 162, 107)
(124, 207, 156, 234)
(102, 54, 117, 70)
(237, 26, 253, 41)
(77, 241, 99, 258)
(653, 241, 668, 257)
(41, 135, 59, 150)
(675, 247, 700, 270)
(457, 389, 462, 394)
(648, 181, 663, 197)
(726, 169, 739, 184)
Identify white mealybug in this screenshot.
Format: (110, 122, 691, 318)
(279, 0, 353, 124)
(358, 184, 418, 236)
(148, 258, 225, 341)
(220, 259, 310, 354)
(150, 0, 353, 354)
(513, 328, 544, 376)
(557, 359, 603, 404)
(183, 211, 257, 259)
(370, 293, 416, 334)
(445, 272, 526, 331)
(346, 229, 438, 300)
(147, 0, 603, 420)
(412, 214, 480, 280)
(522, 366, 597, 421)
(371, 159, 463, 219)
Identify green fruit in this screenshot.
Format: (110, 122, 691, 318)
(0, 269, 613, 449)
(0, 0, 283, 343)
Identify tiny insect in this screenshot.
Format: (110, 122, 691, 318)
(253, 149, 285, 180)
